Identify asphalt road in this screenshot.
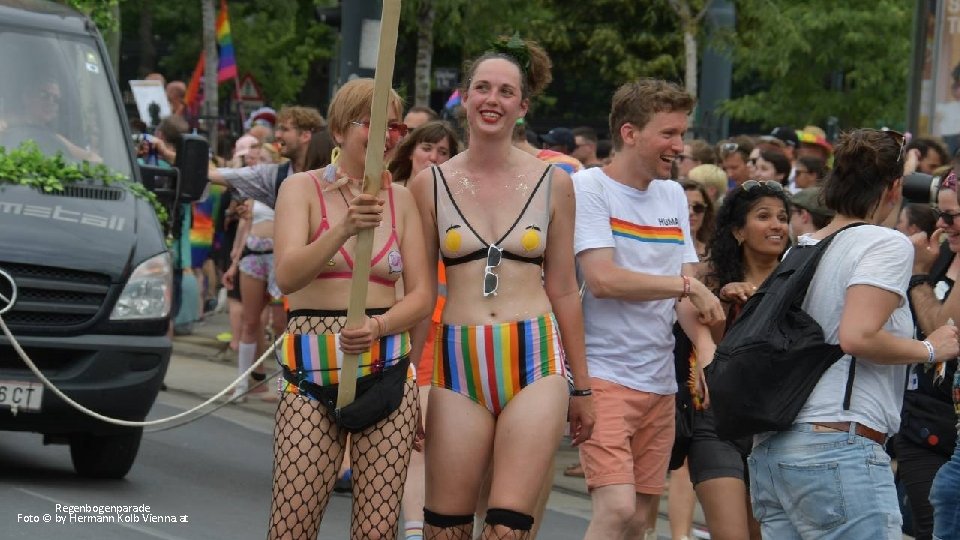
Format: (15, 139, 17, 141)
(0, 392, 590, 539)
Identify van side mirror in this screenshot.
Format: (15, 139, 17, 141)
(174, 134, 209, 202)
(139, 164, 178, 204)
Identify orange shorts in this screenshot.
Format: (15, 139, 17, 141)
(578, 377, 675, 494)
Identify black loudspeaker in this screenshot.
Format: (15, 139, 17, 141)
(174, 134, 210, 202)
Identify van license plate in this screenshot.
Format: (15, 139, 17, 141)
(0, 381, 43, 412)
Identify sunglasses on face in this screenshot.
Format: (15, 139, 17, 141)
(483, 244, 502, 297)
(689, 203, 707, 214)
(351, 120, 410, 138)
(938, 209, 960, 227)
(741, 180, 785, 193)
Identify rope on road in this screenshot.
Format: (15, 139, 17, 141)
(0, 314, 282, 428)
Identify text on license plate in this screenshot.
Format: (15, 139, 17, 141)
(0, 380, 43, 412)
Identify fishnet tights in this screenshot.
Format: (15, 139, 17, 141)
(267, 314, 419, 539)
(423, 523, 473, 540)
(423, 524, 529, 539)
(480, 525, 530, 540)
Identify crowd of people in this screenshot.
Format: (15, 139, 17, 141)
(133, 33, 960, 540)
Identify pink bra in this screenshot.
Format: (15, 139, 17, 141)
(307, 170, 403, 287)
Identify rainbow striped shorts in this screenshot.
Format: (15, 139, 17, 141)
(432, 313, 567, 416)
(278, 331, 413, 396)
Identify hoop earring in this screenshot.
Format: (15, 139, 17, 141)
(330, 146, 341, 167)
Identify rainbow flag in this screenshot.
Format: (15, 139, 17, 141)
(189, 185, 224, 266)
(216, 0, 237, 83)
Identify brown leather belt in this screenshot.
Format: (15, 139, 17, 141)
(810, 422, 886, 445)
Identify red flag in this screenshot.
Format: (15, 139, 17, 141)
(184, 53, 205, 115)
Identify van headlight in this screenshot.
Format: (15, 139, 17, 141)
(110, 253, 172, 320)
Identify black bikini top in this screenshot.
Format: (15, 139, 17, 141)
(433, 165, 552, 267)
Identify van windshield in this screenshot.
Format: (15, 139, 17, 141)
(0, 27, 132, 178)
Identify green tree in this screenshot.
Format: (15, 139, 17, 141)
(533, 0, 684, 122)
(722, 0, 912, 129)
(123, 0, 333, 108)
(63, 0, 120, 33)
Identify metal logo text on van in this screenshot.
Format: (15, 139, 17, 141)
(0, 201, 125, 231)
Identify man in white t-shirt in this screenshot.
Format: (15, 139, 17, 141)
(574, 79, 724, 539)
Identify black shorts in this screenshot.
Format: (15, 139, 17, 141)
(227, 284, 241, 301)
(687, 407, 751, 485)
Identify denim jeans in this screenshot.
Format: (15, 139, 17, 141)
(748, 423, 902, 540)
(930, 439, 960, 540)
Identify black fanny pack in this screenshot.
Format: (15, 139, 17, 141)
(281, 356, 409, 433)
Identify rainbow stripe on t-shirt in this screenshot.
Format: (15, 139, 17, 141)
(610, 218, 684, 245)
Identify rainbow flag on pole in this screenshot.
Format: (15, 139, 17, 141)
(216, 0, 237, 83)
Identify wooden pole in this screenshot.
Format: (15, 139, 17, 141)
(337, 0, 402, 409)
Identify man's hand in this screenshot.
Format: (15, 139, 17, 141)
(688, 277, 725, 325)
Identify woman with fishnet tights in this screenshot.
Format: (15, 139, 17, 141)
(268, 78, 432, 539)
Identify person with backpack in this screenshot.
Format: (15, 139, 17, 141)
(686, 180, 791, 540)
(745, 129, 960, 539)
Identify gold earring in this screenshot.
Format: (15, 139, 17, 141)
(330, 146, 341, 166)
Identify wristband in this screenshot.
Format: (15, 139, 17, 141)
(570, 388, 593, 397)
(680, 276, 691, 299)
(922, 340, 935, 364)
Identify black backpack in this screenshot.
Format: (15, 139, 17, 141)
(706, 223, 865, 440)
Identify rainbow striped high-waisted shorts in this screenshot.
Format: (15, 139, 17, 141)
(278, 331, 413, 398)
(432, 313, 567, 416)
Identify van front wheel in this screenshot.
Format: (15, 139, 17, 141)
(69, 428, 143, 479)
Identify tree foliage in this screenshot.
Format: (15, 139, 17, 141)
(121, 0, 332, 107)
(63, 0, 120, 33)
(107, 0, 913, 133)
(721, 0, 912, 129)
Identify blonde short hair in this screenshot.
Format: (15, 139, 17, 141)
(688, 164, 727, 199)
(327, 78, 404, 139)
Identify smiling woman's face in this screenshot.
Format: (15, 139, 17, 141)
(736, 196, 789, 258)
